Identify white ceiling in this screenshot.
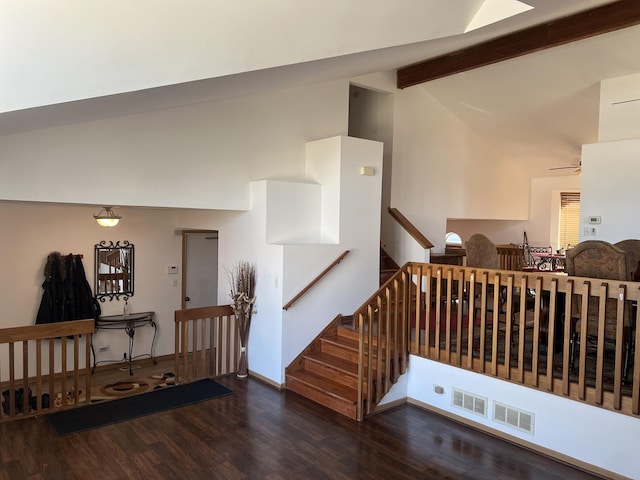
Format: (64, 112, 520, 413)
(1, 0, 635, 179)
(423, 21, 640, 178)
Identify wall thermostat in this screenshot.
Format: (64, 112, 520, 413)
(588, 216, 601, 224)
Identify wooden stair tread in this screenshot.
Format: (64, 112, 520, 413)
(321, 334, 359, 351)
(286, 370, 358, 403)
(332, 328, 398, 352)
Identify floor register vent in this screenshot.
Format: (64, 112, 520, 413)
(493, 401, 535, 435)
(452, 388, 487, 417)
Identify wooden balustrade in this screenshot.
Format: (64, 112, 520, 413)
(354, 271, 411, 420)
(358, 262, 640, 419)
(174, 305, 239, 383)
(0, 319, 94, 421)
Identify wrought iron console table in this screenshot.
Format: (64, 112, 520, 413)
(92, 311, 157, 375)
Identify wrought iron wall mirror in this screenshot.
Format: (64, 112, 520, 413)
(94, 240, 134, 301)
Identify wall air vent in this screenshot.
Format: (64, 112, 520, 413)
(493, 401, 534, 435)
(451, 388, 487, 417)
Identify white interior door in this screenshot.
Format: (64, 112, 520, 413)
(183, 231, 218, 309)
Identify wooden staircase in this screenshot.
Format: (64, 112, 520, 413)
(285, 312, 401, 420)
(285, 249, 404, 420)
(285, 316, 363, 419)
(379, 246, 400, 286)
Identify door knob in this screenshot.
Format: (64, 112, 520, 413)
(185, 296, 191, 302)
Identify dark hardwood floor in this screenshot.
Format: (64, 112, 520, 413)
(0, 362, 602, 479)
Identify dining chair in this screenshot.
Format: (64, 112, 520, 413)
(466, 234, 529, 350)
(466, 234, 500, 269)
(613, 239, 640, 281)
(613, 239, 640, 382)
(565, 240, 631, 378)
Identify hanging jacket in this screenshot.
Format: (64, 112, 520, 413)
(36, 252, 65, 324)
(68, 254, 100, 321)
(36, 252, 100, 324)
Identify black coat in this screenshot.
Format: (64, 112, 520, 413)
(36, 253, 100, 324)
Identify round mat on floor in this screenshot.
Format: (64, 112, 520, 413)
(100, 380, 150, 397)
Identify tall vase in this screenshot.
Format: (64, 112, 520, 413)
(237, 345, 248, 378)
(236, 312, 251, 378)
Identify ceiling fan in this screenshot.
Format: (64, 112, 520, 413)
(549, 161, 581, 173)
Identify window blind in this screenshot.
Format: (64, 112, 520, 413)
(559, 192, 580, 249)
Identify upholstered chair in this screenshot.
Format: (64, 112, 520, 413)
(565, 240, 631, 377)
(613, 239, 640, 281)
(466, 234, 520, 343)
(466, 234, 499, 270)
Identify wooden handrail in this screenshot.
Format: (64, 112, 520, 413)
(283, 250, 351, 310)
(388, 207, 434, 249)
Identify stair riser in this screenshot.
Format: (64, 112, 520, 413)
(286, 376, 357, 419)
(303, 358, 359, 389)
(336, 326, 359, 341)
(337, 326, 401, 350)
(320, 341, 360, 362)
(320, 340, 397, 365)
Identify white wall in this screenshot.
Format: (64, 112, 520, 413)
(265, 180, 322, 244)
(407, 357, 640, 479)
(446, 219, 528, 248)
(0, 81, 347, 210)
(444, 174, 581, 251)
(281, 136, 383, 371)
(390, 85, 530, 256)
(582, 73, 640, 243)
(241, 182, 285, 382)
(305, 139, 343, 244)
(599, 72, 640, 142)
(581, 139, 640, 243)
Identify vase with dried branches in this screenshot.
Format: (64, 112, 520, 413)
(228, 261, 256, 378)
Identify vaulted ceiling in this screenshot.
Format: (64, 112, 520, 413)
(403, 0, 640, 178)
(2, 0, 638, 179)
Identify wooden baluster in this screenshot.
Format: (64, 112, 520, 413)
(22, 340, 29, 415)
(577, 282, 590, 401)
(85, 333, 92, 404)
(61, 337, 67, 408)
(35, 338, 42, 413)
(546, 279, 558, 392)
(612, 284, 625, 411)
(48, 338, 55, 406)
(562, 281, 574, 397)
(72, 335, 79, 405)
(210, 316, 216, 376)
(467, 273, 476, 370)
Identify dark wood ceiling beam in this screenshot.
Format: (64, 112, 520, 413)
(397, 0, 640, 89)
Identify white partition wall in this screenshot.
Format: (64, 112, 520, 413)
(281, 136, 383, 373)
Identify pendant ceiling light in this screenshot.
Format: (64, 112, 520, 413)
(93, 207, 121, 227)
